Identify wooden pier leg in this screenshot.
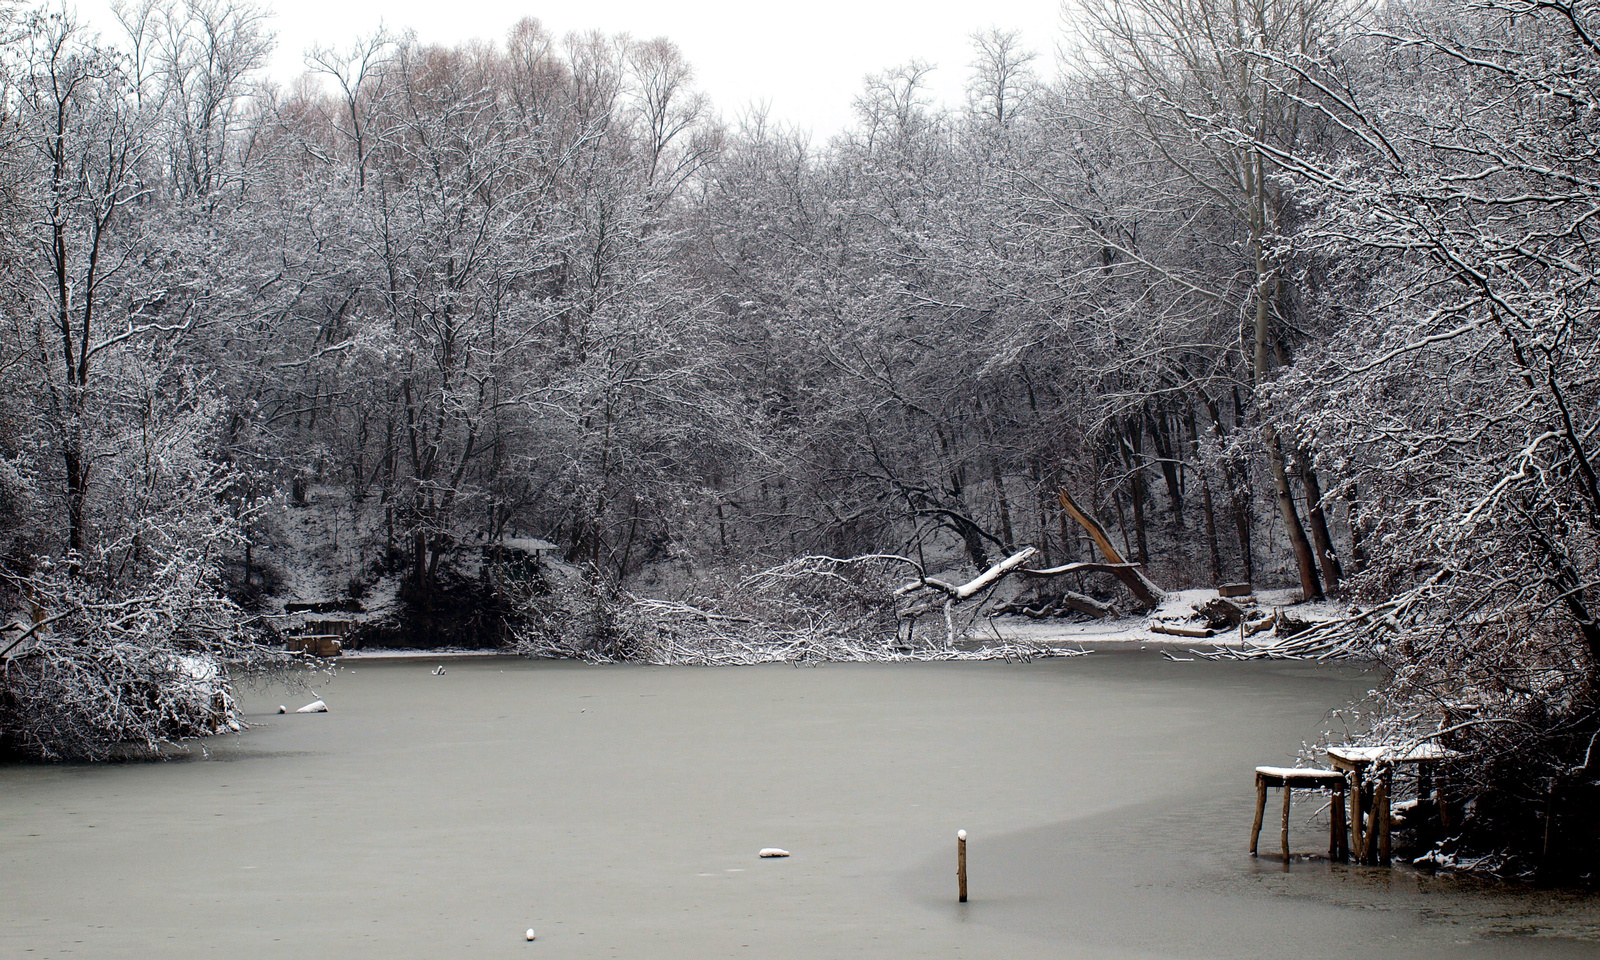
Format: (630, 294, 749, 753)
(1331, 786, 1347, 862)
(1250, 775, 1267, 856)
(1350, 774, 1367, 864)
(1375, 776, 1392, 865)
(1281, 783, 1292, 862)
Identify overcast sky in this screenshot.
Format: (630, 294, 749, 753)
(75, 0, 1068, 137)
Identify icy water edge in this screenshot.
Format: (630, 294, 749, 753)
(3, 653, 1599, 959)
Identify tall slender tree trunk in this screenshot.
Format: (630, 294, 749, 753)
(1346, 486, 1368, 574)
(1185, 404, 1224, 583)
(1265, 426, 1321, 600)
(1031, 458, 1051, 564)
(1250, 173, 1321, 601)
(1148, 406, 1183, 522)
(1112, 488, 1133, 560)
(1229, 467, 1254, 583)
(990, 454, 1015, 552)
(1120, 422, 1150, 564)
(1198, 392, 1255, 583)
(1298, 452, 1342, 592)
(63, 437, 88, 561)
(1201, 475, 1223, 584)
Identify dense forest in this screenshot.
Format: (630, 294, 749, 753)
(0, 0, 1598, 878)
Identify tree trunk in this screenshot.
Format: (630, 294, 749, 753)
(990, 454, 1015, 552)
(1298, 452, 1342, 592)
(411, 527, 430, 593)
(1201, 475, 1223, 585)
(1148, 406, 1184, 522)
(1121, 421, 1150, 564)
(1185, 404, 1224, 583)
(1347, 485, 1368, 574)
(1031, 458, 1051, 565)
(1251, 184, 1320, 600)
(1265, 427, 1322, 601)
(1226, 463, 1254, 583)
(64, 439, 88, 564)
(1197, 392, 1255, 583)
(1112, 488, 1133, 561)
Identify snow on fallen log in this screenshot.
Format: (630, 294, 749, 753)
(1149, 622, 1214, 639)
(758, 848, 790, 858)
(993, 589, 1115, 620)
(1021, 560, 1144, 577)
(1198, 611, 1366, 660)
(897, 547, 1038, 600)
(295, 699, 328, 713)
(1242, 612, 1276, 637)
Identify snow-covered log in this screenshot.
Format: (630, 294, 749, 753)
(897, 547, 1038, 600)
(994, 590, 1115, 620)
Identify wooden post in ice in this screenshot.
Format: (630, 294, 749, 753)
(957, 829, 968, 903)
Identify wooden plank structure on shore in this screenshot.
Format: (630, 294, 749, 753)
(286, 634, 344, 657)
(286, 618, 355, 658)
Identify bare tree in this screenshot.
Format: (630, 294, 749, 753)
(304, 28, 393, 190)
(1069, 0, 1352, 598)
(966, 27, 1037, 128)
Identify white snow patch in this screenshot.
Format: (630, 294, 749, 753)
(988, 585, 1352, 652)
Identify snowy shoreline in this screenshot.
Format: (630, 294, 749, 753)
(339, 648, 511, 661)
(329, 586, 1356, 659)
(986, 586, 1352, 652)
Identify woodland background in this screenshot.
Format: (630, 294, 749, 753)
(1, 0, 1599, 875)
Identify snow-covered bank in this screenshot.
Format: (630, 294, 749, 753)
(329, 588, 1357, 660)
(987, 587, 1356, 654)
(339, 647, 510, 661)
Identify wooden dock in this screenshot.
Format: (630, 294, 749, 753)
(1250, 766, 1348, 862)
(1250, 742, 1460, 865)
(286, 618, 354, 657)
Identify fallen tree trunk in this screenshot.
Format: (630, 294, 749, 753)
(1242, 612, 1276, 637)
(995, 590, 1116, 620)
(1056, 489, 1166, 609)
(1021, 560, 1145, 577)
(897, 547, 1038, 601)
(1055, 591, 1116, 619)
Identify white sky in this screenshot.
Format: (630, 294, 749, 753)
(74, 0, 1071, 137)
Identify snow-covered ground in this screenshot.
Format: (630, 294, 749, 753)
(987, 586, 1349, 651)
(339, 647, 508, 660)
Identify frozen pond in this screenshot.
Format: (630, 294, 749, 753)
(3, 654, 1598, 959)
